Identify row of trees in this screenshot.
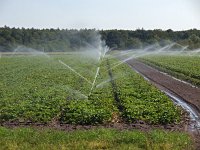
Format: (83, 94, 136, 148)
(100, 29, 200, 50)
(0, 26, 100, 52)
(0, 26, 200, 52)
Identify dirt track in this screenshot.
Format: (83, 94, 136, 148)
(127, 59, 200, 113)
(127, 59, 200, 149)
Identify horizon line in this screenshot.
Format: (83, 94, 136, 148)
(0, 25, 200, 32)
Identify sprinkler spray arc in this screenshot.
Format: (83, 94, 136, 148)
(88, 47, 109, 97)
(59, 60, 93, 85)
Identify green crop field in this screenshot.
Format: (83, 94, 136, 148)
(1, 2, 199, 149)
(0, 53, 196, 150)
(0, 53, 181, 125)
(140, 55, 200, 86)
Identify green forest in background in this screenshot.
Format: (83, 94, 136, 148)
(0, 26, 200, 52)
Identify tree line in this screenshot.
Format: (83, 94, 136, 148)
(0, 26, 200, 52)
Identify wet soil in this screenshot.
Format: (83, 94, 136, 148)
(1, 117, 189, 133)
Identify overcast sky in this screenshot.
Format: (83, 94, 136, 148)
(0, 0, 199, 30)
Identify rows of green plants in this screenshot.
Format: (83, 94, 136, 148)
(59, 56, 120, 124)
(0, 54, 182, 125)
(0, 55, 99, 123)
(0, 54, 119, 124)
(140, 55, 200, 86)
(108, 58, 182, 124)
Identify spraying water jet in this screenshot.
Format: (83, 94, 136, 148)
(59, 60, 92, 85)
